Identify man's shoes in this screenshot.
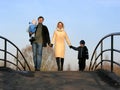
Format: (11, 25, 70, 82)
(35, 68, 40, 71)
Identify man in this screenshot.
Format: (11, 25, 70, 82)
(32, 16, 50, 71)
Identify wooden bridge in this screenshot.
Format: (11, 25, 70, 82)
(0, 33, 120, 90)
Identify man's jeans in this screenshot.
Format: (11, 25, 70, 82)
(32, 43, 43, 70)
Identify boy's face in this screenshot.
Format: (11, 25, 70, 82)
(80, 44, 84, 47)
(32, 20, 37, 25)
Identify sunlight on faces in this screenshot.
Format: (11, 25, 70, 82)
(57, 22, 64, 29)
(38, 18, 44, 24)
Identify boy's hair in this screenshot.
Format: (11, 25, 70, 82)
(80, 40, 85, 44)
(38, 16, 44, 20)
(32, 19, 37, 25)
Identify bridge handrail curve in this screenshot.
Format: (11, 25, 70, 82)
(89, 32, 120, 72)
(0, 36, 31, 71)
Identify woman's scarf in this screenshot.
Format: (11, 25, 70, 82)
(57, 28, 64, 32)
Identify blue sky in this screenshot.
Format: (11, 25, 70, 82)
(0, 0, 120, 70)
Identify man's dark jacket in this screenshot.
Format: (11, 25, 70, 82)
(35, 24, 50, 47)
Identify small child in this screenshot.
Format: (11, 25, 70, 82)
(70, 40, 89, 71)
(28, 19, 37, 44)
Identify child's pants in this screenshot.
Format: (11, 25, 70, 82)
(78, 58, 86, 71)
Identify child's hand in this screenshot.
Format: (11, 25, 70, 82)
(69, 45, 72, 49)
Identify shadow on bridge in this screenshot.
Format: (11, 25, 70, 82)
(0, 67, 119, 90)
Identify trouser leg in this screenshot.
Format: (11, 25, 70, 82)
(56, 57, 60, 71)
(81, 59, 86, 71)
(78, 59, 82, 71)
(79, 58, 86, 71)
(61, 58, 64, 71)
(32, 43, 37, 70)
(32, 43, 43, 71)
(36, 43, 43, 71)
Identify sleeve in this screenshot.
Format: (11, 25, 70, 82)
(45, 26, 50, 44)
(65, 31, 71, 46)
(85, 46, 89, 59)
(51, 31, 56, 45)
(71, 46, 79, 51)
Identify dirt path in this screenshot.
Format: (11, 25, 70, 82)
(0, 68, 119, 90)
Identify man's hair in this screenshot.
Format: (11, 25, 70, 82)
(38, 16, 44, 20)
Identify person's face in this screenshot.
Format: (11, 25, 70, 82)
(38, 18, 44, 24)
(80, 44, 84, 47)
(58, 23, 63, 29)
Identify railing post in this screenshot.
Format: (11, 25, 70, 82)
(4, 40, 7, 68)
(24, 61, 26, 70)
(16, 50, 18, 70)
(94, 51, 97, 70)
(111, 35, 114, 72)
(101, 41, 103, 69)
(0, 36, 31, 71)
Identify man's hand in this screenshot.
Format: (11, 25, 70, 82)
(49, 44, 53, 47)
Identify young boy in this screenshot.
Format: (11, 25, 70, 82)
(70, 40, 89, 71)
(28, 19, 37, 44)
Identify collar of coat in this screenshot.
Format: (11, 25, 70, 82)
(56, 28, 64, 32)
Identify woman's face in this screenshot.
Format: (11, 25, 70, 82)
(57, 23, 63, 29)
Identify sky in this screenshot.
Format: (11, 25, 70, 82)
(0, 0, 120, 70)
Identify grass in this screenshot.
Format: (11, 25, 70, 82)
(96, 62, 120, 76)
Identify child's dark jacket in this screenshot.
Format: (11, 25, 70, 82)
(71, 46, 89, 59)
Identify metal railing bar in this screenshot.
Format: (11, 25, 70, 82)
(0, 49, 25, 70)
(91, 49, 111, 70)
(0, 36, 31, 71)
(89, 32, 120, 72)
(0, 59, 22, 70)
(91, 49, 120, 71)
(95, 60, 120, 70)
(4, 39, 7, 67)
(95, 60, 111, 70)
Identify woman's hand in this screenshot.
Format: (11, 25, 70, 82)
(69, 45, 72, 49)
(49, 44, 53, 47)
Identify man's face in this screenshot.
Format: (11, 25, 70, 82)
(38, 18, 44, 24)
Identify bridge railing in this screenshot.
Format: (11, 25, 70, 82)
(89, 32, 120, 73)
(0, 36, 31, 71)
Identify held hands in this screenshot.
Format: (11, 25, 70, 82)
(49, 44, 73, 48)
(69, 45, 73, 49)
(49, 43, 53, 47)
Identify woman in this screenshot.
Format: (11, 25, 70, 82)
(51, 22, 71, 71)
